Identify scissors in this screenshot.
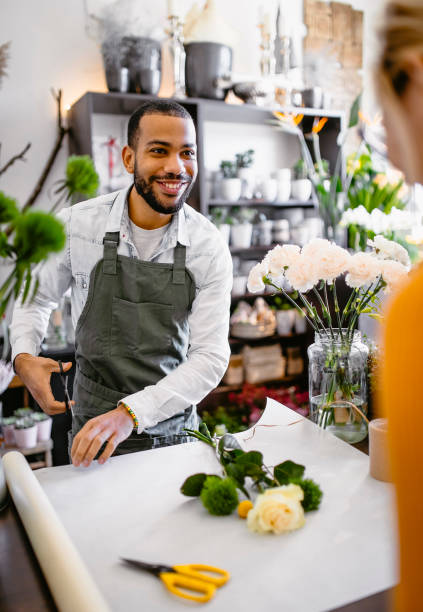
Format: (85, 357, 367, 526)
(57, 360, 72, 412)
(121, 558, 230, 603)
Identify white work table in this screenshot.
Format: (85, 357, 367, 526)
(5, 400, 397, 611)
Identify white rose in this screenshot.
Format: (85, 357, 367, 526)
(285, 254, 319, 293)
(345, 252, 381, 288)
(247, 261, 268, 293)
(264, 244, 301, 276)
(247, 484, 305, 535)
(380, 259, 409, 293)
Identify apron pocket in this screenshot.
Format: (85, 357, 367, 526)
(111, 296, 174, 359)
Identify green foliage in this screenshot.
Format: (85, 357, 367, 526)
(14, 407, 33, 418)
(200, 476, 239, 516)
(181, 473, 208, 496)
(235, 149, 255, 169)
(220, 160, 238, 179)
(231, 206, 257, 224)
(65, 155, 99, 198)
(348, 92, 362, 128)
(15, 416, 35, 429)
(0, 191, 19, 222)
(201, 406, 248, 435)
(274, 460, 305, 485)
(294, 478, 323, 512)
(14, 211, 66, 264)
(32, 412, 50, 422)
(293, 158, 308, 179)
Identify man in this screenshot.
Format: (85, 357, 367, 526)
(10, 100, 232, 467)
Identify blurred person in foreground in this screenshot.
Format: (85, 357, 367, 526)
(377, 1, 423, 610)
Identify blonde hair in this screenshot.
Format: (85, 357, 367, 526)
(377, 0, 423, 182)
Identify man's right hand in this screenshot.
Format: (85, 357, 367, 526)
(14, 353, 74, 415)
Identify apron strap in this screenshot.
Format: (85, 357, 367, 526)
(172, 243, 186, 285)
(102, 231, 120, 275)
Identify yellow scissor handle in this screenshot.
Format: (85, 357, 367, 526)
(173, 564, 230, 587)
(160, 571, 216, 603)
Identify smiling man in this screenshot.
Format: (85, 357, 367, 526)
(10, 100, 232, 467)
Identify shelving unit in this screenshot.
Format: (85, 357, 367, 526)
(68, 92, 345, 407)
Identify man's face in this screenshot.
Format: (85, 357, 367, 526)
(131, 114, 198, 215)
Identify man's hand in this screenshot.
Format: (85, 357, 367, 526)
(71, 405, 134, 467)
(14, 353, 74, 415)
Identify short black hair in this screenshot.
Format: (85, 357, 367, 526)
(127, 100, 193, 148)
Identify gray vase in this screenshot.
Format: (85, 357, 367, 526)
(185, 42, 232, 100)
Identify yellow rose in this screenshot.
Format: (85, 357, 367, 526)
(247, 484, 305, 535)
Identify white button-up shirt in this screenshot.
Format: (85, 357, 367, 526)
(10, 187, 232, 432)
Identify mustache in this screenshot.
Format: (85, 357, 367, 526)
(150, 173, 192, 183)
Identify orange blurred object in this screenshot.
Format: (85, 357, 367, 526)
(380, 263, 423, 611)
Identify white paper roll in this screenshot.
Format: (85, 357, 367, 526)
(3, 451, 111, 612)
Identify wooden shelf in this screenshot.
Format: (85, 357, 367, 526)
(229, 332, 308, 346)
(212, 374, 304, 395)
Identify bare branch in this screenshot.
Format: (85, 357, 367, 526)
(0, 142, 31, 177)
(23, 88, 69, 211)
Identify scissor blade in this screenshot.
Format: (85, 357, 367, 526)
(120, 558, 172, 576)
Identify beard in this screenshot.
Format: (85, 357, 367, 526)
(133, 162, 195, 215)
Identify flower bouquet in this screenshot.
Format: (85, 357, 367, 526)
(181, 424, 322, 535)
(247, 236, 410, 442)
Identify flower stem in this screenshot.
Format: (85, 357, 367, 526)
(266, 280, 319, 331)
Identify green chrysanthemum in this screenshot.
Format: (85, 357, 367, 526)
(0, 191, 19, 223)
(200, 476, 239, 516)
(65, 155, 99, 198)
(295, 478, 323, 512)
(14, 211, 66, 264)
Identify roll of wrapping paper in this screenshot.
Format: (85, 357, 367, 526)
(2, 451, 111, 612)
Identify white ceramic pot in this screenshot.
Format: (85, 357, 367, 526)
(294, 308, 308, 334)
(3, 424, 15, 446)
(276, 309, 296, 335)
(36, 417, 52, 442)
(261, 179, 278, 202)
(231, 275, 248, 296)
(218, 223, 231, 244)
(220, 178, 242, 202)
(277, 180, 291, 201)
(276, 168, 291, 182)
(237, 167, 255, 199)
(291, 178, 312, 201)
(231, 223, 253, 249)
(14, 425, 38, 449)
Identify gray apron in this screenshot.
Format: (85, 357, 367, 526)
(69, 229, 198, 456)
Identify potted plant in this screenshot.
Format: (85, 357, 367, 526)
(291, 159, 312, 201)
(236, 149, 255, 199)
(14, 417, 38, 449)
(230, 207, 257, 249)
(272, 295, 296, 336)
(32, 412, 53, 442)
(209, 207, 232, 244)
(220, 160, 242, 202)
(2, 416, 17, 446)
(14, 407, 33, 419)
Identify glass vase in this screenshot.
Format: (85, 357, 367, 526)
(308, 329, 369, 443)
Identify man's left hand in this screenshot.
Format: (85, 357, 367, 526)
(71, 406, 134, 467)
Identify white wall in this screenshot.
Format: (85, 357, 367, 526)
(0, 0, 385, 210)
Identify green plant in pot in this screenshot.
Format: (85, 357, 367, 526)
(32, 411, 53, 442)
(220, 159, 242, 202)
(14, 416, 37, 449)
(210, 206, 233, 244)
(14, 407, 33, 418)
(236, 149, 255, 199)
(230, 207, 257, 249)
(272, 295, 296, 336)
(292, 159, 312, 201)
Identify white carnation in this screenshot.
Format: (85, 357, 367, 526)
(264, 244, 300, 276)
(345, 252, 381, 288)
(380, 259, 409, 293)
(285, 254, 319, 293)
(368, 234, 411, 268)
(247, 261, 269, 293)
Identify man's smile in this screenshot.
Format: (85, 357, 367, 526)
(154, 179, 189, 197)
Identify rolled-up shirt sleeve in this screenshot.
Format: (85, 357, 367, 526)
(10, 207, 72, 364)
(121, 241, 233, 432)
